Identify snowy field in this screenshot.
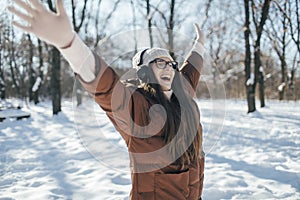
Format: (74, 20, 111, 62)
(0, 98, 299, 200)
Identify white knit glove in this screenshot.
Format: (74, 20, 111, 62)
(8, 0, 96, 82)
(192, 23, 205, 58)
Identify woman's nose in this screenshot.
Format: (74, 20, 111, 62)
(165, 63, 173, 71)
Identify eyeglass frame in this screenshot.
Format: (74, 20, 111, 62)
(149, 58, 178, 70)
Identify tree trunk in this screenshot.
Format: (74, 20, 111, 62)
(258, 75, 265, 107)
(94, 0, 102, 47)
(287, 0, 300, 56)
(273, 1, 299, 100)
(33, 83, 39, 104)
(9, 39, 20, 96)
(246, 85, 256, 112)
(146, 0, 154, 47)
(27, 34, 35, 102)
(0, 34, 5, 99)
(168, 0, 175, 57)
(251, 0, 270, 108)
(48, 0, 61, 114)
(278, 56, 287, 101)
(130, 0, 138, 53)
(33, 39, 44, 104)
(279, 1, 288, 101)
(75, 81, 82, 106)
(51, 48, 61, 115)
(254, 47, 265, 107)
(267, 1, 288, 101)
(244, 0, 256, 113)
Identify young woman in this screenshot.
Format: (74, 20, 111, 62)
(8, 0, 205, 199)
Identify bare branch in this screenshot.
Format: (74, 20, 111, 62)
(102, 0, 121, 32)
(273, 0, 300, 54)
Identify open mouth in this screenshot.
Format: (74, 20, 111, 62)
(160, 75, 171, 81)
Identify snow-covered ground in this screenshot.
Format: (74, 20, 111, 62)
(0, 98, 299, 200)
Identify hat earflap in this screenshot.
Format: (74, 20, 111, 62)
(136, 48, 150, 83)
(137, 65, 149, 83)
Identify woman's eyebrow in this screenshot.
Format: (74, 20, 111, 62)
(156, 58, 167, 62)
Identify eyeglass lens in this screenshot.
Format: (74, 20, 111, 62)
(155, 59, 178, 70)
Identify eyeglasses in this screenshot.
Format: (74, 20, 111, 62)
(149, 58, 178, 70)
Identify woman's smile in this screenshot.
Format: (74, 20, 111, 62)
(151, 57, 175, 90)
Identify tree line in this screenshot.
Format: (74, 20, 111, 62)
(0, 0, 299, 114)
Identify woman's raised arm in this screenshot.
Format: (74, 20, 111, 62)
(8, 0, 96, 82)
(179, 23, 206, 95)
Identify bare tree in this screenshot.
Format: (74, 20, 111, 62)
(244, 0, 256, 112)
(0, 15, 5, 99)
(266, 0, 290, 100)
(93, 0, 103, 46)
(273, 0, 300, 94)
(71, 0, 88, 33)
(8, 24, 21, 97)
(147, 0, 186, 56)
(250, 0, 271, 108)
(3, 0, 300, 103)
(286, 0, 300, 55)
(286, 0, 300, 99)
(31, 39, 45, 104)
(47, 0, 61, 114)
(130, 0, 138, 53)
(201, 0, 213, 28)
(26, 34, 36, 102)
(146, 0, 154, 48)
(87, 0, 121, 47)
(168, 0, 175, 54)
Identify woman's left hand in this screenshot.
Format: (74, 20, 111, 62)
(194, 23, 205, 45)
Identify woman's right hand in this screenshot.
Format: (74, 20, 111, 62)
(8, 0, 74, 48)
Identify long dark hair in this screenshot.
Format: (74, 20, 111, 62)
(142, 67, 202, 166)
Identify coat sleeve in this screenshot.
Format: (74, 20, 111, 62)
(75, 52, 141, 144)
(198, 152, 205, 198)
(179, 51, 203, 97)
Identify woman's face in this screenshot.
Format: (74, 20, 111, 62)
(151, 57, 176, 91)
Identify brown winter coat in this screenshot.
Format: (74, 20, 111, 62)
(77, 51, 205, 200)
